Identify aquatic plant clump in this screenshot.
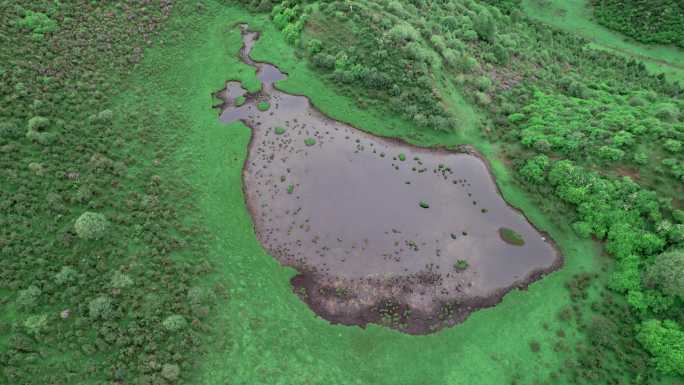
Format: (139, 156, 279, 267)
(257, 100, 270, 111)
(499, 227, 525, 246)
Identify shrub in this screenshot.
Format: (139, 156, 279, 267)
(16, 11, 57, 39)
(161, 363, 180, 381)
(111, 271, 133, 289)
(187, 286, 212, 306)
(637, 319, 684, 375)
(387, 23, 420, 43)
(0, 121, 22, 140)
(95, 109, 114, 123)
(473, 12, 496, 42)
(55, 266, 77, 285)
(519, 154, 549, 184)
(27, 116, 49, 132)
(234, 95, 246, 106)
(16, 285, 41, 311)
(647, 249, 684, 299)
(633, 151, 648, 165)
(460, 55, 480, 73)
(74, 212, 109, 240)
(88, 296, 113, 320)
(476, 76, 492, 91)
(312, 53, 335, 70)
(664, 139, 681, 153)
(28, 162, 44, 176)
(163, 315, 188, 332)
(597, 145, 624, 161)
(24, 314, 48, 336)
(572, 221, 593, 239)
(654, 103, 679, 122)
(306, 38, 322, 55)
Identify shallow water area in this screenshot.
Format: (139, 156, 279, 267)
(217, 25, 562, 333)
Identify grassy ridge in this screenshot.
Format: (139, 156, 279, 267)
(116, 3, 609, 384)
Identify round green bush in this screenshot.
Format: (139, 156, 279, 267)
(24, 314, 48, 336)
(74, 211, 109, 240)
(163, 314, 188, 332)
(27, 116, 49, 132)
(88, 295, 113, 320)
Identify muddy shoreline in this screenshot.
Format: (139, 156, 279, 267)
(215, 24, 564, 335)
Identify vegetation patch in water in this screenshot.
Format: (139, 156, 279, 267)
(454, 259, 469, 271)
(499, 227, 525, 246)
(257, 100, 270, 111)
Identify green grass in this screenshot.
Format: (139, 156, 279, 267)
(522, 0, 684, 83)
(117, 3, 605, 384)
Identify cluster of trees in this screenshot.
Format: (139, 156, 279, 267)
(591, 0, 684, 47)
(0, 1, 223, 384)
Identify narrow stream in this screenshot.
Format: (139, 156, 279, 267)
(216, 25, 562, 334)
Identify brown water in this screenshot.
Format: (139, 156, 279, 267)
(217, 25, 562, 333)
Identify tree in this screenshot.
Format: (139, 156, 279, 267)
(647, 249, 684, 299)
(74, 212, 109, 240)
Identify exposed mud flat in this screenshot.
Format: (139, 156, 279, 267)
(216, 25, 562, 334)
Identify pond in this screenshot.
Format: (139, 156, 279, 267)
(216, 25, 562, 334)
